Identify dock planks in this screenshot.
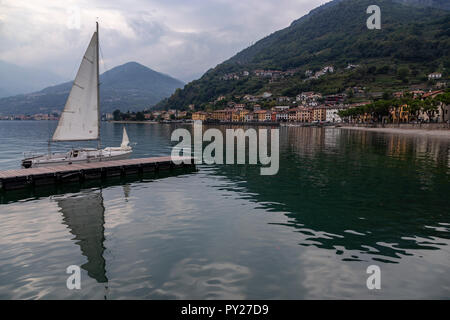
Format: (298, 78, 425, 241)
(0, 156, 194, 191)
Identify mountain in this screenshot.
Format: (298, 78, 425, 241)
(395, 0, 450, 10)
(0, 61, 67, 98)
(0, 62, 184, 115)
(159, 0, 450, 110)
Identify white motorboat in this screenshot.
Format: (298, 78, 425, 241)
(21, 22, 133, 169)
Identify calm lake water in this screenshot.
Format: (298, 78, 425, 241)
(0, 120, 449, 299)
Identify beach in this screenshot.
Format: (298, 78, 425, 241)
(340, 126, 450, 138)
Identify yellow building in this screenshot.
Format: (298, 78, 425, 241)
(254, 110, 267, 122)
(390, 104, 409, 123)
(239, 110, 249, 121)
(212, 110, 226, 121)
(232, 112, 240, 122)
(288, 108, 298, 122)
(296, 107, 312, 123)
(192, 111, 208, 121)
(312, 107, 326, 121)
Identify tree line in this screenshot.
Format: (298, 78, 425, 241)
(338, 91, 450, 123)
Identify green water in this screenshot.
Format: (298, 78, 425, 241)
(0, 121, 449, 299)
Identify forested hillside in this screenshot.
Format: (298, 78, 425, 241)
(159, 0, 450, 110)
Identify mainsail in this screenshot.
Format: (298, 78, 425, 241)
(52, 31, 99, 141)
(121, 127, 130, 148)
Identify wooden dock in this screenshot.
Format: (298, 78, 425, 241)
(0, 156, 194, 191)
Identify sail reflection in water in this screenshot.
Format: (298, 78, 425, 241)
(55, 191, 107, 283)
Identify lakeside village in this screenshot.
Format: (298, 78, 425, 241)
(2, 68, 449, 125)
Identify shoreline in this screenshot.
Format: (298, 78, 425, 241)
(108, 120, 160, 124)
(339, 126, 450, 138)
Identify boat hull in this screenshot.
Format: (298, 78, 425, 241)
(22, 149, 132, 168)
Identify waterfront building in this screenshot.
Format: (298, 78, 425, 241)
(192, 111, 208, 121)
(253, 110, 267, 122)
(244, 113, 254, 122)
(326, 108, 342, 123)
(288, 108, 298, 122)
(276, 111, 288, 122)
(312, 107, 327, 122)
(212, 109, 232, 122)
(177, 111, 188, 119)
(239, 109, 249, 121)
(390, 105, 410, 123)
(296, 107, 312, 123)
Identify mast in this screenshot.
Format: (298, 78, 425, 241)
(96, 21, 101, 150)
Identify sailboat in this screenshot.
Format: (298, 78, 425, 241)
(21, 23, 132, 169)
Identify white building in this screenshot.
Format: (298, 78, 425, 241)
(428, 72, 442, 80)
(323, 66, 334, 73)
(276, 112, 289, 121)
(326, 108, 342, 123)
(245, 113, 254, 122)
(262, 92, 273, 99)
(274, 106, 290, 112)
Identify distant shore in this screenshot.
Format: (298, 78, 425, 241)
(108, 120, 162, 124)
(340, 125, 450, 138)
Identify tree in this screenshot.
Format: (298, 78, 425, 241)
(382, 91, 392, 100)
(422, 98, 438, 122)
(373, 100, 391, 122)
(397, 68, 409, 83)
(432, 93, 450, 123)
(113, 109, 122, 121)
(136, 112, 145, 121)
(405, 100, 422, 121)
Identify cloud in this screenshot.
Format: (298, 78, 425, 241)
(0, 0, 328, 82)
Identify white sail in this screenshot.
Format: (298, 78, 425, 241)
(121, 127, 130, 148)
(52, 32, 99, 141)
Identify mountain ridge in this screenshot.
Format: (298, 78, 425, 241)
(0, 61, 67, 98)
(159, 0, 450, 110)
(0, 62, 184, 115)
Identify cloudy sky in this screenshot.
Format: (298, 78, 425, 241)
(0, 0, 328, 82)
